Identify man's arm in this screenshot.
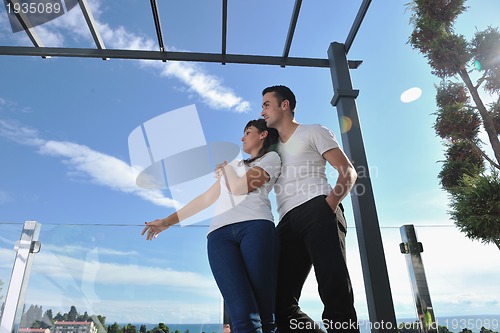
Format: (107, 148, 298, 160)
(323, 147, 357, 210)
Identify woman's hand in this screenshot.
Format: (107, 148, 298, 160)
(214, 161, 228, 179)
(141, 218, 171, 240)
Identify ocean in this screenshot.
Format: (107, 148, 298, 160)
(136, 323, 223, 333)
(133, 314, 500, 333)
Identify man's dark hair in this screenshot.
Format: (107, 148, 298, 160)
(262, 85, 296, 112)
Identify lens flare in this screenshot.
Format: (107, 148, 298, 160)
(400, 87, 422, 103)
(340, 116, 353, 133)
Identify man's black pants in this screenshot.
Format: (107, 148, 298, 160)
(275, 196, 359, 333)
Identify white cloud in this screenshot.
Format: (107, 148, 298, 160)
(0, 119, 44, 146)
(35, 25, 65, 46)
(30, 248, 216, 290)
(1, 0, 250, 112)
(42, 243, 139, 257)
(33, 0, 250, 113)
(0, 97, 33, 113)
(0, 119, 181, 209)
(21, 292, 222, 324)
(151, 60, 250, 113)
(99, 24, 155, 51)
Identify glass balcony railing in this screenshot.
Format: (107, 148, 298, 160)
(1, 222, 499, 333)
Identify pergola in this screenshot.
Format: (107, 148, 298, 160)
(0, 0, 398, 331)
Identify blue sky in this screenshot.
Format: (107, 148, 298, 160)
(0, 0, 499, 327)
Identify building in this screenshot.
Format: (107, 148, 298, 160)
(52, 322, 97, 333)
(18, 328, 51, 333)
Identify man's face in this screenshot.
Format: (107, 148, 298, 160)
(261, 92, 284, 128)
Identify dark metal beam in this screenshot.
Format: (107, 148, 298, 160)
(281, 0, 302, 66)
(221, 0, 228, 65)
(0, 46, 359, 69)
(150, 0, 166, 55)
(344, 0, 371, 54)
(328, 42, 397, 332)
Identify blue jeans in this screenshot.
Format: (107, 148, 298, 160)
(207, 219, 279, 333)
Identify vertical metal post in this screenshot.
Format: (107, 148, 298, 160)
(0, 221, 41, 333)
(327, 42, 397, 332)
(400, 225, 437, 333)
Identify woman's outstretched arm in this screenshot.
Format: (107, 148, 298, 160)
(141, 180, 221, 240)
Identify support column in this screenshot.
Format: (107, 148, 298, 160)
(400, 225, 437, 333)
(0, 221, 41, 333)
(327, 42, 397, 332)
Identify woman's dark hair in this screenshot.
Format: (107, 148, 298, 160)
(243, 118, 279, 165)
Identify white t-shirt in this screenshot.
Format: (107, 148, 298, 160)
(209, 151, 281, 233)
(275, 124, 339, 220)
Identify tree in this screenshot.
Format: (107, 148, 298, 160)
(20, 304, 43, 328)
(438, 326, 453, 333)
(158, 323, 170, 333)
(140, 324, 147, 333)
(40, 309, 54, 328)
(68, 305, 79, 321)
(54, 312, 65, 322)
(109, 322, 122, 333)
(407, 0, 500, 249)
(96, 315, 106, 327)
(43, 309, 53, 323)
(123, 323, 138, 333)
(77, 311, 89, 322)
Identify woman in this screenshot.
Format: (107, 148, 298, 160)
(142, 119, 281, 333)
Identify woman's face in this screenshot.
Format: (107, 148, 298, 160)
(241, 125, 265, 154)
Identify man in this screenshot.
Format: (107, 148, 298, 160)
(261, 85, 359, 333)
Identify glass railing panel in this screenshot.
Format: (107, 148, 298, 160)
(13, 223, 224, 333)
(0, 222, 26, 322)
(4, 222, 499, 333)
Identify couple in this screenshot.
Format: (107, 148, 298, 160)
(142, 85, 360, 333)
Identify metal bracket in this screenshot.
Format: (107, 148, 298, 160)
(399, 241, 423, 254)
(331, 89, 359, 106)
